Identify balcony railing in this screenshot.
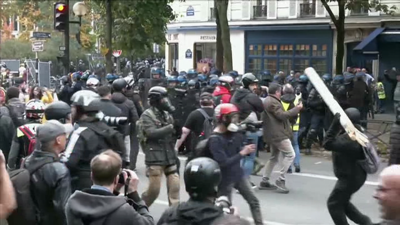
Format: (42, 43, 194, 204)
(253, 5, 267, 18)
(299, 3, 315, 17)
(350, 7, 369, 16)
(209, 7, 216, 21)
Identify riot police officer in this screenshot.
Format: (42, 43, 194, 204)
(150, 67, 166, 87)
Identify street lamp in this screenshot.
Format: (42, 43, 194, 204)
(72, 2, 87, 25)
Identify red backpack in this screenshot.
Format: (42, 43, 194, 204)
(19, 126, 37, 156)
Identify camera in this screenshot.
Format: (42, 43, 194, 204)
(97, 111, 128, 127)
(238, 121, 263, 133)
(118, 169, 131, 184)
(215, 196, 234, 214)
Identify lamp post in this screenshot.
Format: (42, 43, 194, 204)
(63, 1, 87, 74)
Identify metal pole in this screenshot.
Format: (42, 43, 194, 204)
(35, 51, 39, 84)
(64, 0, 70, 73)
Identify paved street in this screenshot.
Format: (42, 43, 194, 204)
(135, 151, 383, 225)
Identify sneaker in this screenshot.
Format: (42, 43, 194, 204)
(252, 163, 265, 175)
(259, 180, 277, 190)
(295, 166, 301, 173)
(275, 179, 289, 194)
(251, 182, 257, 189)
(287, 168, 293, 174)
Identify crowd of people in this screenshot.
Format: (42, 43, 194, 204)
(0, 65, 399, 225)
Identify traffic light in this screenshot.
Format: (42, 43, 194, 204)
(54, 3, 68, 31)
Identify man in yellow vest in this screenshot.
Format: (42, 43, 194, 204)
(377, 77, 386, 113)
(281, 84, 301, 173)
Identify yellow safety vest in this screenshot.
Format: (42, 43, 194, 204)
(281, 97, 300, 131)
(377, 82, 386, 100)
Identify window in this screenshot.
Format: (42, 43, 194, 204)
(295, 44, 310, 57)
(311, 59, 327, 74)
(248, 58, 262, 74)
(13, 15, 18, 31)
(279, 59, 292, 74)
(264, 44, 277, 56)
(312, 44, 328, 57)
(249, 44, 262, 56)
(263, 59, 277, 74)
(279, 44, 293, 56)
(294, 59, 309, 72)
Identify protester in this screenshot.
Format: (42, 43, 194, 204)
(323, 109, 372, 225)
(0, 110, 15, 163)
(29, 85, 43, 101)
(0, 149, 16, 219)
(389, 105, 400, 165)
(260, 83, 302, 193)
(65, 150, 153, 225)
(209, 103, 263, 225)
(24, 120, 73, 225)
(374, 165, 400, 225)
(158, 157, 227, 225)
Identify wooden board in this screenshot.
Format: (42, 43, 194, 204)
(304, 67, 369, 147)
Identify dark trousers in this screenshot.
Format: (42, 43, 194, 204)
(327, 173, 371, 225)
(357, 106, 368, 129)
(218, 178, 263, 225)
(306, 114, 325, 148)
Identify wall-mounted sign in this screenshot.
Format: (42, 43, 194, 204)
(200, 36, 216, 40)
(186, 6, 195, 16)
(185, 49, 192, 59)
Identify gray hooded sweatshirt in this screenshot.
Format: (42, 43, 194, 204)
(65, 189, 154, 225)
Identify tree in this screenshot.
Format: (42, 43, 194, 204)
(321, 0, 396, 74)
(214, 1, 223, 72)
(215, 0, 233, 72)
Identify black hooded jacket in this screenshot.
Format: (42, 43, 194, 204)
(323, 116, 366, 179)
(230, 88, 264, 121)
(157, 199, 224, 225)
(111, 92, 139, 135)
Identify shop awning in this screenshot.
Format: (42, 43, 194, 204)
(353, 27, 385, 51)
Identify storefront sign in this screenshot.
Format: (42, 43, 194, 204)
(200, 36, 216, 40)
(185, 49, 192, 59)
(186, 6, 195, 16)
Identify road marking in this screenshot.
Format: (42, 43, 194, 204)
(315, 161, 322, 164)
(138, 152, 379, 186)
(154, 199, 291, 225)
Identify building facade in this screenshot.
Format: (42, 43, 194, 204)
(166, 0, 400, 77)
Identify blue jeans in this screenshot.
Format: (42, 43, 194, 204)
(241, 132, 258, 177)
(292, 131, 301, 168)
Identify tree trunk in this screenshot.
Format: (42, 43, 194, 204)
(215, 1, 223, 72)
(216, 0, 233, 72)
(105, 0, 113, 74)
(335, 1, 346, 74)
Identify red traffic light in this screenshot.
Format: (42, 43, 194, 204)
(55, 3, 67, 13)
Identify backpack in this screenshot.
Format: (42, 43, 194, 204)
(85, 123, 126, 157)
(196, 108, 214, 141)
(19, 125, 37, 156)
(6, 104, 25, 127)
(7, 157, 54, 225)
(358, 141, 380, 174)
(186, 134, 220, 164)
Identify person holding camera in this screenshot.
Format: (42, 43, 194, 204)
(209, 103, 263, 225)
(138, 86, 180, 207)
(65, 150, 153, 225)
(158, 157, 236, 225)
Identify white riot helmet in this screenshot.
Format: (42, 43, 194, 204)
(26, 99, 45, 119)
(218, 75, 234, 90)
(124, 76, 135, 88)
(71, 90, 101, 112)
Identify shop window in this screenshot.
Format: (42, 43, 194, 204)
(249, 58, 262, 74)
(311, 59, 327, 74)
(279, 58, 292, 74)
(312, 44, 328, 57)
(279, 44, 293, 56)
(263, 59, 277, 74)
(249, 44, 262, 56)
(294, 59, 309, 72)
(264, 44, 278, 56)
(295, 44, 310, 57)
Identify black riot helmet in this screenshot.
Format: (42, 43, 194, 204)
(345, 107, 361, 125)
(242, 73, 259, 89)
(45, 101, 71, 123)
(112, 78, 128, 92)
(184, 157, 221, 200)
(148, 86, 175, 112)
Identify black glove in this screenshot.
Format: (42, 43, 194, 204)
(328, 113, 341, 134)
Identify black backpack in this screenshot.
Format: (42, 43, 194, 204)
(187, 133, 220, 164)
(6, 104, 25, 127)
(7, 157, 54, 225)
(85, 122, 126, 157)
(196, 109, 214, 142)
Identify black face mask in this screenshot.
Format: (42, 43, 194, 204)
(158, 97, 175, 113)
